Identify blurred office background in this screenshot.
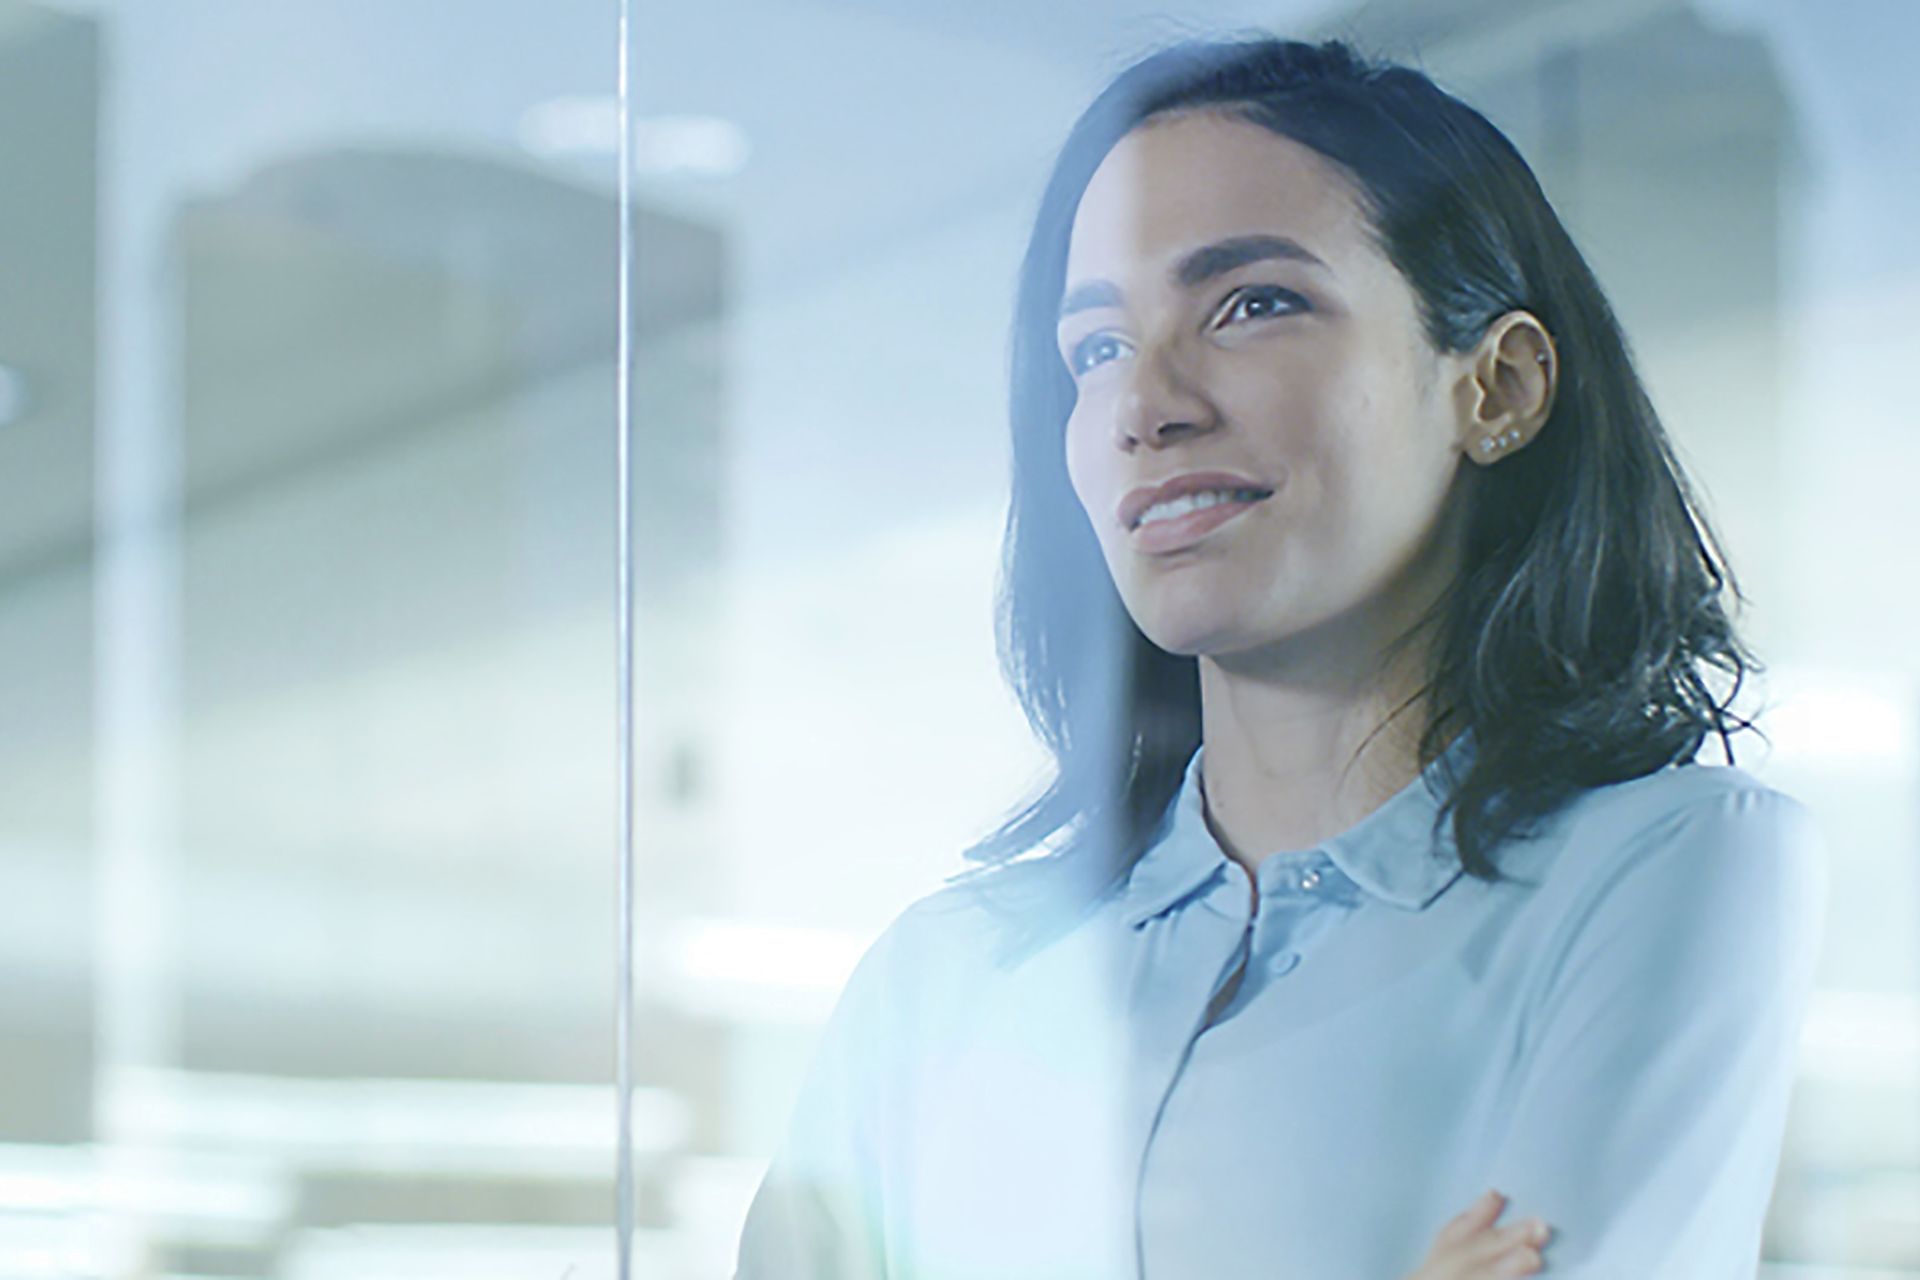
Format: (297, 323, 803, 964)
(0, 0, 1911, 1275)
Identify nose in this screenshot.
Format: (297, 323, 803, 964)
(1113, 339, 1217, 451)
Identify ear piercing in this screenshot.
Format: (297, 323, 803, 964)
(1478, 428, 1524, 457)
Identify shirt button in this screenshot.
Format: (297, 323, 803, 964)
(1298, 868, 1322, 891)
(1269, 951, 1301, 977)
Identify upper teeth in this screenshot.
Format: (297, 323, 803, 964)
(1136, 488, 1266, 527)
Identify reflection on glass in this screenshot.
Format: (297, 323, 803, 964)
(0, 1, 1910, 1277)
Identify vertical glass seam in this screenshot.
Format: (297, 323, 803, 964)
(614, 0, 637, 1275)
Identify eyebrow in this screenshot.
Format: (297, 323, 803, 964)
(1058, 234, 1328, 323)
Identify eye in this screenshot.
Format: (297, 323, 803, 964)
(1217, 284, 1310, 326)
(1065, 331, 1133, 378)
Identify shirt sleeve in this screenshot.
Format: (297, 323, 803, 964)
(733, 915, 905, 1280)
(1485, 783, 1829, 1278)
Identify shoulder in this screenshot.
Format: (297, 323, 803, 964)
(876, 874, 1014, 955)
(832, 877, 1018, 1019)
(834, 857, 1122, 1040)
(1513, 761, 1827, 901)
(1502, 762, 1829, 993)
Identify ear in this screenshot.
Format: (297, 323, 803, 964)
(1454, 311, 1557, 465)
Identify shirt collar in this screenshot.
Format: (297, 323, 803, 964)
(1118, 729, 1476, 927)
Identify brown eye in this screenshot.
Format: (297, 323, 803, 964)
(1219, 285, 1310, 325)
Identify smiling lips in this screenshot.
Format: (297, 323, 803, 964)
(1116, 470, 1275, 554)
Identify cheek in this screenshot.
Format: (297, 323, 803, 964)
(1062, 410, 1104, 524)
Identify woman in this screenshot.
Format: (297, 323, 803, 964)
(735, 35, 1825, 1280)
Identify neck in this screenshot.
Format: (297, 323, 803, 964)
(1198, 668, 1429, 875)
(1193, 562, 1456, 878)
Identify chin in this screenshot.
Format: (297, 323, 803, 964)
(1115, 570, 1270, 657)
(1127, 607, 1247, 659)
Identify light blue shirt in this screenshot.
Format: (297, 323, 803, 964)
(736, 733, 1828, 1279)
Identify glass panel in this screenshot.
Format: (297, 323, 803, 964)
(0, 2, 1911, 1277)
(0, 2, 637, 1274)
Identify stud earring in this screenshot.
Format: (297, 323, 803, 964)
(1478, 427, 1525, 458)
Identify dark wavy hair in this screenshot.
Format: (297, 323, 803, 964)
(949, 35, 1761, 963)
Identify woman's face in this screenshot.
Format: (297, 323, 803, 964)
(1059, 111, 1481, 666)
